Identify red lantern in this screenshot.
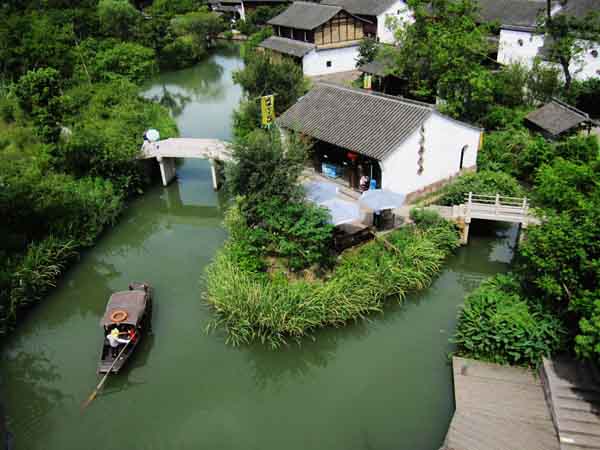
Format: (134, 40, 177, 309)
(347, 152, 358, 161)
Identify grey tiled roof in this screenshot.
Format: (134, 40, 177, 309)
(476, 0, 546, 28)
(358, 60, 387, 76)
(268, 2, 342, 30)
(259, 36, 316, 57)
(320, 0, 399, 16)
(277, 83, 433, 160)
(559, 0, 600, 18)
(525, 99, 591, 136)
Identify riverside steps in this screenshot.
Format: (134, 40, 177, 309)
(140, 138, 232, 189)
(442, 357, 559, 450)
(442, 356, 600, 450)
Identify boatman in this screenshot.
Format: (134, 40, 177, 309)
(106, 328, 131, 358)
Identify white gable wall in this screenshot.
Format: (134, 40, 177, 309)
(567, 40, 600, 80)
(302, 45, 360, 76)
(499, 29, 600, 81)
(380, 113, 480, 195)
(376, 0, 414, 44)
(498, 28, 545, 67)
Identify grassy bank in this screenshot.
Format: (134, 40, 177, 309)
(205, 211, 460, 348)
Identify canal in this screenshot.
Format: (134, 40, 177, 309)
(0, 45, 516, 450)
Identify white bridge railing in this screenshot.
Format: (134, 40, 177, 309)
(419, 192, 539, 226)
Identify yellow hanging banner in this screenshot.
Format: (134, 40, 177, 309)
(363, 74, 372, 90)
(261, 95, 275, 126)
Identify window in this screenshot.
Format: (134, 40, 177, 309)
(326, 60, 332, 67)
(517, 38, 524, 46)
(459, 145, 468, 170)
(592, 49, 598, 58)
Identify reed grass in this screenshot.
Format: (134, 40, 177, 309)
(205, 222, 460, 348)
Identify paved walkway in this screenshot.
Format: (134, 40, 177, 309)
(309, 70, 360, 87)
(443, 357, 559, 450)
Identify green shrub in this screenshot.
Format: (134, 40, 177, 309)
(3, 238, 78, 334)
(93, 42, 158, 84)
(205, 222, 459, 347)
(453, 274, 566, 367)
(437, 170, 525, 206)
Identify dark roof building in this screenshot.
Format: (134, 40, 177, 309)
(525, 99, 594, 137)
(278, 83, 433, 160)
(268, 1, 343, 29)
(558, 0, 600, 18)
(475, 0, 546, 29)
(320, 0, 399, 16)
(260, 35, 316, 56)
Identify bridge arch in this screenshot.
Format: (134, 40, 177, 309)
(140, 138, 232, 189)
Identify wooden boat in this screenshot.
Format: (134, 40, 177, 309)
(98, 282, 152, 374)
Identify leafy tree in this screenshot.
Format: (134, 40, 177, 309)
(539, 7, 600, 90)
(233, 52, 308, 114)
(170, 7, 226, 47)
(237, 5, 287, 36)
(383, 0, 491, 118)
(92, 42, 158, 84)
(15, 67, 64, 142)
(226, 129, 307, 214)
(355, 36, 379, 68)
(98, 0, 140, 40)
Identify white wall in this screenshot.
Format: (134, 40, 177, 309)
(377, 0, 414, 44)
(566, 40, 600, 81)
(498, 28, 545, 67)
(381, 113, 481, 195)
(302, 45, 360, 76)
(499, 29, 600, 81)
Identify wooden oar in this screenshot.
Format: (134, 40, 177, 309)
(81, 340, 130, 411)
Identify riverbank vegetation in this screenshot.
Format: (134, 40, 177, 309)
(0, 0, 227, 335)
(375, 0, 600, 365)
(205, 130, 460, 347)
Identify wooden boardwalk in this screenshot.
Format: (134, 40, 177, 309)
(542, 357, 600, 450)
(443, 357, 559, 450)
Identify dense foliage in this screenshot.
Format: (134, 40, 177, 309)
(0, 0, 192, 336)
(437, 171, 525, 206)
(454, 275, 566, 367)
(206, 215, 460, 348)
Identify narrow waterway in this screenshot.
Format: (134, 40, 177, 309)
(1, 45, 516, 450)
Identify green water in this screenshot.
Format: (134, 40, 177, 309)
(0, 46, 516, 450)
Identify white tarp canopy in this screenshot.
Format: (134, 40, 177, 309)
(320, 198, 361, 226)
(303, 180, 338, 204)
(359, 189, 405, 211)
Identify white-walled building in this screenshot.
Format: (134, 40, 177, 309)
(321, 0, 414, 44)
(259, 2, 370, 76)
(278, 83, 482, 199)
(489, 0, 600, 81)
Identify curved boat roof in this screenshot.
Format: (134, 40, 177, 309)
(100, 290, 147, 327)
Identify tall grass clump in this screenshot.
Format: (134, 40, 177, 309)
(453, 274, 566, 367)
(205, 217, 460, 348)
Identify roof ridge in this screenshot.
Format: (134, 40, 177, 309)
(551, 97, 590, 120)
(315, 81, 433, 110)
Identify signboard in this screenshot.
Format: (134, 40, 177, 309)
(363, 74, 372, 90)
(261, 95, 275, 127)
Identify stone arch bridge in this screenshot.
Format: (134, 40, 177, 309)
(141, 138, 232, 189)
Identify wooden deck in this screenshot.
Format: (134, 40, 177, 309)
(443, 357, 559, 450)
(542, 356, 600, 450)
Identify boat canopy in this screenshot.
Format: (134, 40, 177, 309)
(100, 290, 147, 327)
